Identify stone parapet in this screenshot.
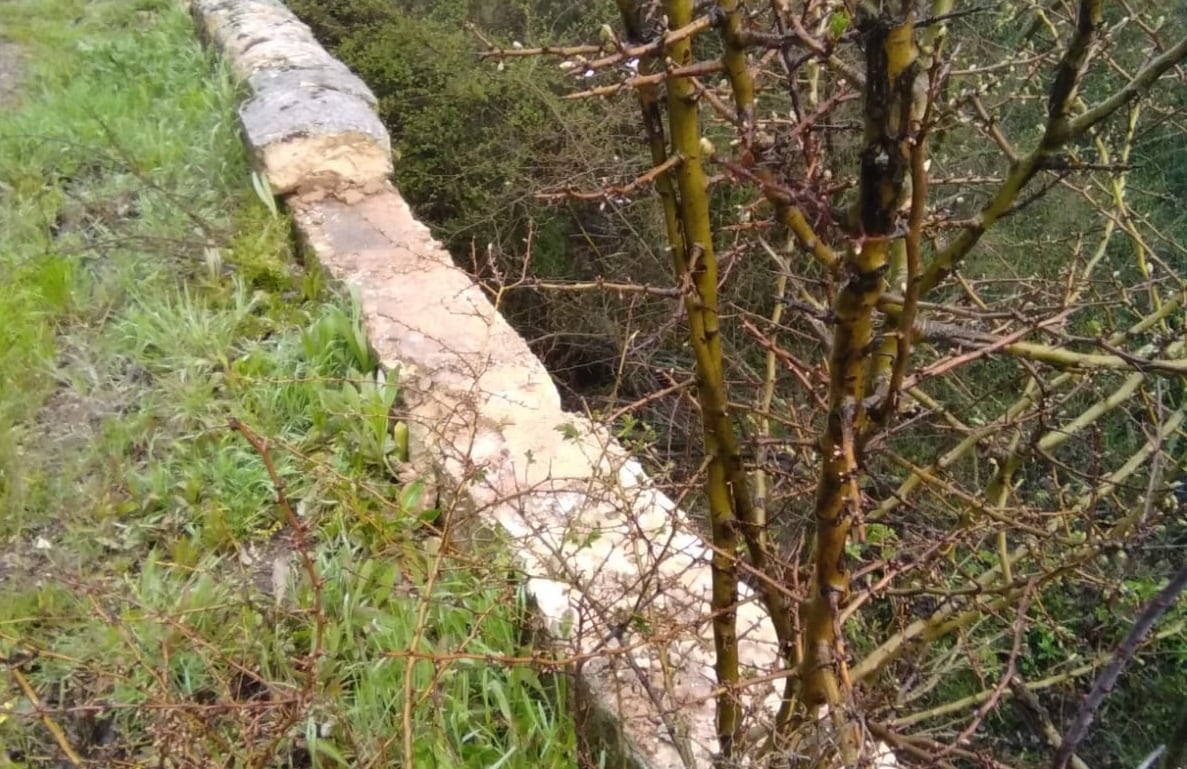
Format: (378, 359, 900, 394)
(186, 2, 785, 767)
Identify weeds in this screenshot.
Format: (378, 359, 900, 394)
(0, 2, 575, 766)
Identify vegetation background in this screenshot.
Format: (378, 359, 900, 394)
(0, 0, 1182, 767)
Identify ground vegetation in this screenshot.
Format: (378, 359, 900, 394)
(0, 3, 575, 767)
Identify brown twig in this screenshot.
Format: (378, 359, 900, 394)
(535, 154, 682, 201)
(227, 419, 325, 682)
(9, 666, 83, 766)
(1052, 564, 1187, 769)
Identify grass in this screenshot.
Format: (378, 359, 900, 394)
(0, 2, 576, 767)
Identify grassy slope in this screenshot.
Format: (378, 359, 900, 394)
(0, 2, 574, 767)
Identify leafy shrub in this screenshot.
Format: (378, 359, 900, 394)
(288, 0, 622, 251)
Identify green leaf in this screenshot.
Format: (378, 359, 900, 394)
(306, 725, 350, 767)
(399, 479, 425, 512)
(828, 10, 850, 39)
(249, 170, 279, 218)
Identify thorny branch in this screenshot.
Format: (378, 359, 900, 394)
(475, 0, 1187, 764)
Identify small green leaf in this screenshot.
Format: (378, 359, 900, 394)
(399, 479, 425, 511)
(828, 10, 850, 39)
(249, 170, 279, 218)
(865, 523, 897, 546)
(392, 420, 410, 462)
(307, 733, 350, 767)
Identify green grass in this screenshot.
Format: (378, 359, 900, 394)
(0, 2, 576, 767)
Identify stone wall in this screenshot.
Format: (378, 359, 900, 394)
(187, 2, 785, 767)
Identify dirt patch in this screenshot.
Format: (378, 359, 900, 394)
(0, 38, 25, 106)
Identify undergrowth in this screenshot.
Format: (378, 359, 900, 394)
(0, 2, 575, 767)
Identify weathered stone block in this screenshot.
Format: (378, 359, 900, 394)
(191, 0, 391, 193)
(247, 65, 378, 108)
(240, 85, 391, 194)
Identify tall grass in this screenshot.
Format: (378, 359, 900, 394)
(0, 3, 576, 766)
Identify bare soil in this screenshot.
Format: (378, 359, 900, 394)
(0, 38, 24, 105)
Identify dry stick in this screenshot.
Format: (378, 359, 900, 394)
(1010, 678, 1091, 769)
(872, 295, 1184, 524)
(504, 276, 684, 298)
(590, 15, 715, 72)
(468, 438, 712, 768)
(868, 719, 1023, 769)
(745, 233, 812, 739)
(584, 509, 704, 769)
(9, 667, 83, 767)
(227, 419, 324, 679)
(854, 405, 1187, 682)
(718, 158, 840, 270)
(1051, 564, 1187, 769)
(749, 236, 790, 582)
(901, 307, 1075, 388)
(979, 216, 1100, 578)
(784, 8, 864, 88)
(887, 619, 1185, 731)
(395, 457, 485, 768)
(75, 590, 226, 763)
(689, 75, 738, 123)
(535, 154, 682, 201)
(604, 376, 693, 425)
(739, 316, 829, 411)
(565, 61, 724, 99)
(895, 316, 1187, 376)
(223, 421, 341, 766)
(934, 586, 1033, 760)
(87, 111, 221, 243)
(473, 13, 713, 68)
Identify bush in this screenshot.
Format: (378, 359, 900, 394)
(289, 0, 621, 249)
